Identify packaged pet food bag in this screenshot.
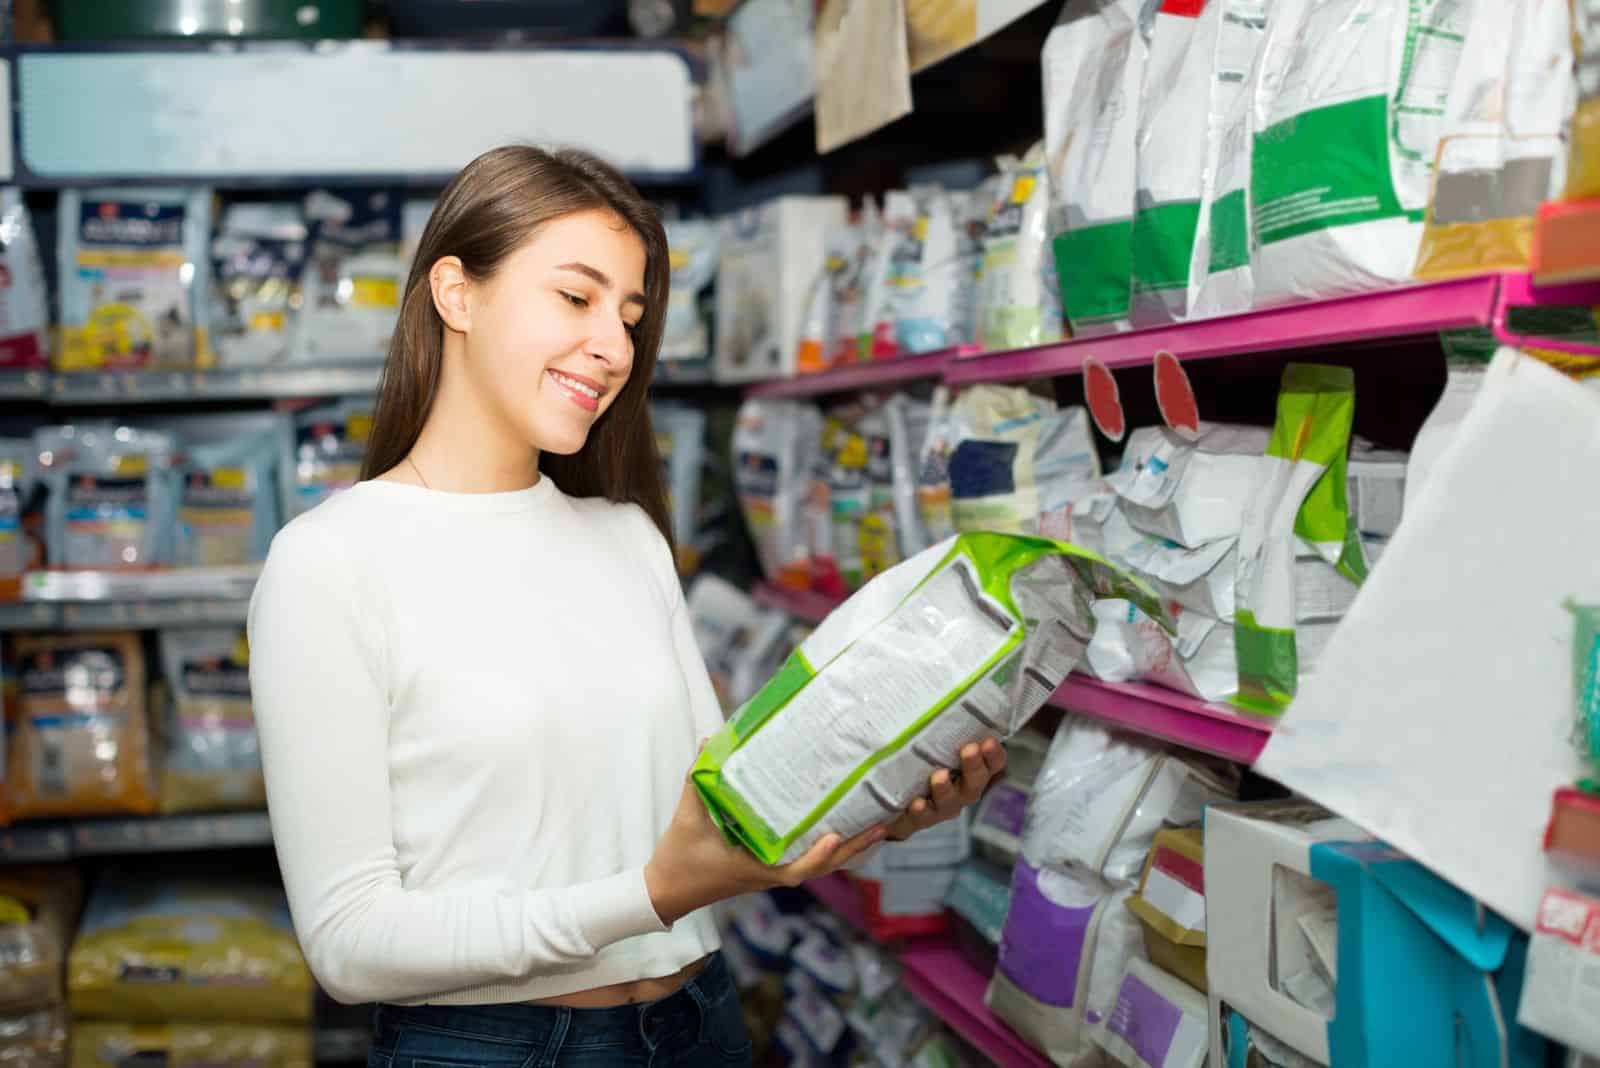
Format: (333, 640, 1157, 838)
(174, 424, 285, 568)
(1568, 0, 1600, 200)
(68, 874, 311, 1023)
(210, 202, 310, 368)
(158, 628, 264, 814)
(7, 632, 157, 820)
(0, 866, 82, 1012)
(292, 190, 404, 362)
(692, 531, 1168, 865)
(280, 399, 373, 520)
(38, 425, 178, 571)
(70, 1022, 312, 1068)
(56, 188, 212, 371)
(0, 189, 50, 371)
(735, 399, 824, 591)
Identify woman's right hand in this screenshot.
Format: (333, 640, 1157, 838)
(643, 776, 887, 927)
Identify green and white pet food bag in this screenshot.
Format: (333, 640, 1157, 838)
(1192, 0, 1269, 320)
(1044, 0, 1148, 337)
(692, 531, 1166, 864)
(1250, 0, 1472, 305)
(1129, 0, 1214, 328)
(1233, 364, 1364, 715)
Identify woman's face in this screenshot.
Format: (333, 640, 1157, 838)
(462, 209, 647, 457)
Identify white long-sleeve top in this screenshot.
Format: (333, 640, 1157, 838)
(246, 477, 722, 1006)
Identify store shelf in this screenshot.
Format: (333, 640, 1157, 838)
(1533, 200, 1600, 285)
(746, 347, 972, 400)
(1051, 675, 1271, 764)
(0, 370, 48, 399)
(803, 875, 1050, 1068)
(0, 810, 273, 863)
(945, 274, 1509, 385)
(752, 581, 841, 625)
(0, 568, 260, 630)
(51, 364, 382, 403)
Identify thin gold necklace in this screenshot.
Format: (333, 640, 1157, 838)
(406, 455, 430, 489)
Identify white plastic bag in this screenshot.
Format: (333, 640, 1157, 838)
(980, 144, 1062, 350)
(1107, 425, 1268, 548)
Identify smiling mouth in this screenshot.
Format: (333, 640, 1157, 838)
(549, 369, 602, 412)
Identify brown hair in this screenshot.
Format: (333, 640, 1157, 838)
(361, 145, 673, 546)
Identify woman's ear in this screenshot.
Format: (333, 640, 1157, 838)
(429, 256, 472, 333)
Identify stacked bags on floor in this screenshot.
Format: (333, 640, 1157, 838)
(0, 867, 81, 1067)
(985, 717, 1236, 1066)
(1041, 0, 1577, 325)
(67, 872, 312, 1067)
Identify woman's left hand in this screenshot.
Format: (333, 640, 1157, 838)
(884, 738, 1007, 842)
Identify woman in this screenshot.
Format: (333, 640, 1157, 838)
(247, 146, 1006, 1067)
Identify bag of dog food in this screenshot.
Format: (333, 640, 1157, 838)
(0, 866, 81, 1012)
(39, 425, 178, 571)
(0, 190, 50, 371)
(832, 205, 879, 366)
(174, 425, 284, 568)
(7, 632, 156, 820)
(56, 188, 213, 371)
(210, 203, 310, 368)
(158, 628, 264, 815)
(652, 403, 707, 571)
(1108, 424, 1268, 549)
(864, 187, 963, 357)
(70, 1022, 312, 1068)
(1250, 0, 1471, 305)
(947, 386, 1101, 536)
(279, 399, 372, 520)
(1414, 0, 1572, 279)
(292, 190, 403, 362)
(0, 441, 36, 592)
(68, 874, 311, 1023)
(692, 531, 1168, 864)
(661, 219, 720, 369)
(1045, 0, 1147, 336)
(736, 399, 825, 591)
(980, 144, 1062, 350)
(914, 388, 958, 546)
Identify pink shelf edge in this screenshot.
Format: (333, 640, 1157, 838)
(745, 345, 971, 400)
(945, 273, 1506, 385)
(1052, 676, 1271, 764)
(801, 877, 1051, 1068)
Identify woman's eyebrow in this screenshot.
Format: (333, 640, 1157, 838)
(556, 262, 646, 307)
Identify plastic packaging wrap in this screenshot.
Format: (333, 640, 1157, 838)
(1086, 599, 1241, 702)
(0, 867, 80, 1012)
(292, 190, 403, 362)
(56, 188, 212, 371)
(209, 203, 309, 368)
(38, 425, 178, 571)
(69, 1022, 312, 1068)
(980, 144, 1062, 350)
(1044, 0, 1146, 337)
(280, 399, 372, 520)
(158, 628, 263, 814)
(7, 632, 155, 820)
(693, 532, 1167, 864)
(174, 425, 284, 567)
(68, 875, 312, 1023)
(735, 399, 824, 591)
(0, 190, 50, 372)
(1415, 0, 1572, 279)
(1022, 717, 1234, 885)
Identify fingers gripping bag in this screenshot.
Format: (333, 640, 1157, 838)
(67, 875, 311, 1023)
(39, 426, 179, 570)
(980, 143, 1063, 350)
(1414, 0, 1574, 278)
(8, 632, 156, 820)
(1249, 0, 1473, 305)
(56, 188, 213, 371)
(1129, 0, 1216, 328)
(70, 1022, 312, 1068)
(735, 399, 824, 591)
(1233, 364, 1363, 715)
(1045, 0, 1148, 337)
(174, 425, 285, 568)
(279, 398, 372, 520)
(158, 628, 264, 814)
(691, 531, 1170, 865)
(0, 190, 50, 371)
(292, 190, 404, 362)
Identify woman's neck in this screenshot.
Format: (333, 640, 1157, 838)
(400, 347, 541, 495)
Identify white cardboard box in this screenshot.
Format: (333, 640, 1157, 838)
(713, 196, 848, 384)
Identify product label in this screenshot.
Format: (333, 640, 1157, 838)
(21, 646, 126, 702)
(64, 475, 151, 568)
(1142, 846, 1208, 932)
(65, 199, 194, 370)
(1519, 887, 1600, 1056)
(1254, 96, 1404, 246)
(997, 861, 1094, 1008)
(179, 468, 257, 567)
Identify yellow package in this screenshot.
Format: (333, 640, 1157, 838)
(0, 1005, 67, 1067)
(71, 1022, 312, 1068)
(8, 633, 156, 821)
(0, 867, 82, 1013)
(1126, 828, 1208, 993)
(68, 876, 312, 1024)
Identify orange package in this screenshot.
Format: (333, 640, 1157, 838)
(8, 633, 156, 820)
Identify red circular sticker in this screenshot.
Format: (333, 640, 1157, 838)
(1084, 358, 1126, 443)
(1154, 350, 1200, 440)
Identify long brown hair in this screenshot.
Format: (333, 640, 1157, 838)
(362, 145, 673, 546)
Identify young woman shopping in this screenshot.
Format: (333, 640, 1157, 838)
(247, 146, 1007, 1067)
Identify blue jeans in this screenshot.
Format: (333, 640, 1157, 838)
(367, 954, 752, 1068)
